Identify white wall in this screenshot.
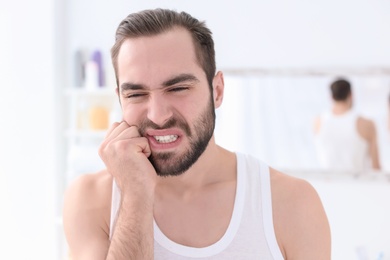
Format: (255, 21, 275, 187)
(66, 0, 390, 74)
(0, 1, 59, 259)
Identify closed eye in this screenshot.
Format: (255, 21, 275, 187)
(126, 93, 147, 98)
(168, 87, 189, 92)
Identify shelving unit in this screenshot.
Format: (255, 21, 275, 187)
(64, 86, 119, 183)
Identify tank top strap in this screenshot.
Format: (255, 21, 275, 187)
(109, 179, 120, 240)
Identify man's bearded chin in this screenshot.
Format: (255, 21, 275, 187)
(139, 102, 215, 177)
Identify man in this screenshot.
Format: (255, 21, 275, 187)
(64, 9, 330, 259)
(314, 78, 381, 172)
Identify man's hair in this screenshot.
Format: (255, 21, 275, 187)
(111, 8, 216, 89)
(330, 78, 351, 101)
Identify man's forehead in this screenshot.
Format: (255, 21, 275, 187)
(116, 28, 203, 86)
(118, 27, 196, 57)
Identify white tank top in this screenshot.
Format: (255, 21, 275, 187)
(109, 153, 284, 259)
(315, 110, 369, 172)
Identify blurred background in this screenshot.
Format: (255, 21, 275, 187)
(1, 0, 389, 259)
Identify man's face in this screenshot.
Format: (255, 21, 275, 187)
(116, 28, 216, 176)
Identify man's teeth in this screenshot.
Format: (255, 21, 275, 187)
(153, 135, 178, 143)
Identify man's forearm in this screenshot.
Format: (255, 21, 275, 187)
(106, 194, 154, 260)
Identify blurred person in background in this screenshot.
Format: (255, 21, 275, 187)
(313, 78, 381, 172)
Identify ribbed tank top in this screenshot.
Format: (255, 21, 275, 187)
(315, 110, 369, 171)
(109, 153, 284, 259)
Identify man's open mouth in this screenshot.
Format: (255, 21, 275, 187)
(153, 135, 179, 143)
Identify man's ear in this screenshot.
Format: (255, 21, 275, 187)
(212, 71, 224, 109)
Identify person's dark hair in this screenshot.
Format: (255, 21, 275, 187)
(111, 8, 216, 90)
(330, 78, 351, 101)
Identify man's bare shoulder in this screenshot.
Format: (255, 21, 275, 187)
(357, 116, 376, 140)
(270, 168, 323, 222)
(63, 170, 113, 254)
(270, 168, 319, 202)
(270, 168, 331, 259)
(64, 170, 113, 208)
(357, 116, 375, 128)
(72, 170, 112, 189)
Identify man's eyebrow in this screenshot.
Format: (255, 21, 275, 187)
(120, 83, 146, 93)
(162, 73, 199, 87)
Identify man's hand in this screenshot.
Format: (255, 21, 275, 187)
(98, 121, 157, 195)
(98, 121, 156, 259)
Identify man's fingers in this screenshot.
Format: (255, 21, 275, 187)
(105, 121, 133, 141)
(100, 122, 131, 156)
(100, 123, 143, 156)
(139, 137, 152, 157)
(104, 122, 121, 139)
(113, 136, 152, 158)
(115, 125, 142, 141)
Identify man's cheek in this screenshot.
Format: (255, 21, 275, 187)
(121, 110, 138, 126)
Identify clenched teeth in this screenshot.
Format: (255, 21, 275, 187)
(153, 135, 178, 143)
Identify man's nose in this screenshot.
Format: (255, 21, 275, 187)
(147, 95, 173, 127)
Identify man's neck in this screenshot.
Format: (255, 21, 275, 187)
(332, 101, 351, 115)
(155, 136, 235, 196)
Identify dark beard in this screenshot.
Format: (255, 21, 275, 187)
(139, 98, 215, 177)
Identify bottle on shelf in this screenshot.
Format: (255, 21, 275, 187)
(88, 105, 109, 130)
